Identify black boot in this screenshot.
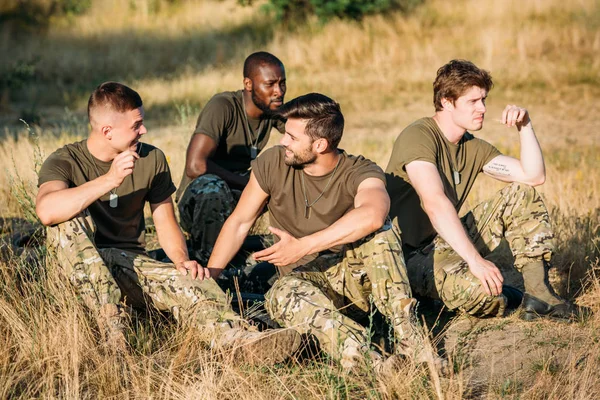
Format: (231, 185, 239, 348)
(520, 293, 588, 322)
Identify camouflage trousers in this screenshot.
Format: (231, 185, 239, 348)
(406, 183, 555, 318)
(265, 220, 418, 364)
(46, 212, 241, 329)
(178, 174, 269, 267)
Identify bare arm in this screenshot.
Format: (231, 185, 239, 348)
(36, 150, 138, 226)
(483, 105, 545, 186)
(184, 134, 249, 189)
(406, 160, 503, 296)
(151, 197, 207, 279)
(205, 172, 269, 278)
(253, 177, 389, 267)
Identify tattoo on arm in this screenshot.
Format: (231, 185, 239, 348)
(487, 162, 511, 176)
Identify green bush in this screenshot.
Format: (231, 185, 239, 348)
(241, 0, 424, 23)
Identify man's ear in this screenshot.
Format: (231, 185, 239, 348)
(102, 125, 112, 139)
(441, 98, 454, 111)
(314, 138, 329, 154)
(243, 77, 253, 91)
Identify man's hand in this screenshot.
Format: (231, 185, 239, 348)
(107, 150, 139, 188)
(467, 257, 504, 296)
(253, 227, 309, 266)
(175, 260, 211, 280)
(501, 105, 531, 130)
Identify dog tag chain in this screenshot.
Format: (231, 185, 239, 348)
(300, 154, 342, 219)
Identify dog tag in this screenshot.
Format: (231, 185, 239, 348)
(453, 170, 461, 185)
(250, 145, 258, 159)
(109, 192, 118, 208)
(304, 205, 311, 219)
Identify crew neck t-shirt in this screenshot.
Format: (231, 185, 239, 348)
(38, 140, 176, 253)
(385, 117, 501, 249)
(176, 90, 286, 200)
(252, 146, 385, 274)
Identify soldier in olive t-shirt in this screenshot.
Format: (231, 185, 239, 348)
(176, 52, 286, 267)
(385, 59, 581, 322)
(203, 93, 438, 371)
(34, 82, 302, 363)
(39, 140, 176, 253)
(386, 117, 500, 250)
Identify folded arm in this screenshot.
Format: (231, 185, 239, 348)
(36, 149, 139, 226)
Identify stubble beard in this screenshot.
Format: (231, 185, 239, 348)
(284, 149, 317, 169)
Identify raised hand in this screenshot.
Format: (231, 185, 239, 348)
(107, 150, 139, 188)
(501, 105, 531, 130)
(253, 226, 309, 267)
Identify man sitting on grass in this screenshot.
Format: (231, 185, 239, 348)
(176, 51, 286, 270)
(385, 59, 584, 321)
(203, 93, 440, 372)
(35, 82, 300, 363)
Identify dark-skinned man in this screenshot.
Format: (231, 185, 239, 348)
(36, 82, 301, 363)
(201, 93, 441, 372)
(385, 59, 584, 321)
(176, 52, 286, 272)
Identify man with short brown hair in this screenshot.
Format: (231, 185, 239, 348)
(203, 93, 437, 371)
(36, 82, 301, 362)
(386, 59, 581, 321)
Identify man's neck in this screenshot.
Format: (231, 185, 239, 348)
(87, 134, 117, 162)
(432, 113, 466, 145)
(243, 90, 264, 120)
(303, 150, 341, 177)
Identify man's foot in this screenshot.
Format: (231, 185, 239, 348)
(502, 285, 524, 311)
(394, 298, 448, 373)
(98, 303, 128, 351)
(520, 293, 589, 322)
(214, 328, 302, 365)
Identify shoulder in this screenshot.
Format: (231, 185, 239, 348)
(203, 91, 240, 112)
(38, 140, 85, 185)
(341, 152, 385, 180)
(398, 117, 438, 143)
(137, 142, 169, 167)
(43, 140, 84, 168)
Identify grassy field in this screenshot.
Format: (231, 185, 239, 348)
(1, 0, 599, 398)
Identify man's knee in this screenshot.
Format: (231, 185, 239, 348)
(442, 281, 506, 317)
(186, 174, 230, 197)
(265, 274, 320, 320)
(502, 182, 539, 202)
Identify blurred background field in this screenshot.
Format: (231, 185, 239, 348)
(1, 0, 599, 398)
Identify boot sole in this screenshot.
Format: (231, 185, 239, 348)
(232, 329, 302, 365)
(520, 310, 575, 322)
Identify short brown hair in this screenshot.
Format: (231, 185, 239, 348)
(87, 82, 143, 120)
(433, 60, 493, 111)
(277, 93, 344, 149)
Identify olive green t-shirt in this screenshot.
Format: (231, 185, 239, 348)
(176, 90, 286, 200)
(385, 117, 501, 249)
(252, 146, 385, 274)
(38, 140, 176, 253)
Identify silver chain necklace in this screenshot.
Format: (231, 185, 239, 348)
(300, 153, 342, 219)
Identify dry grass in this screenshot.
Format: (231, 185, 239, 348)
(0, 0, 599, 398)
